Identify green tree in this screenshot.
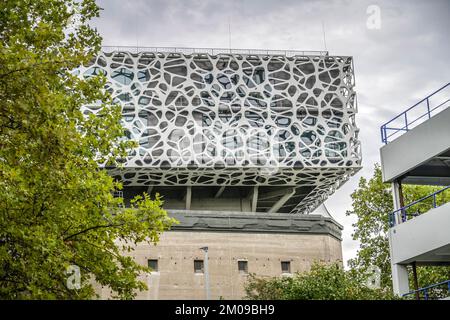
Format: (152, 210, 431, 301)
(347, 164, 450, 293)
(0, 0, 176, 299)
(245, 262, 397, 300)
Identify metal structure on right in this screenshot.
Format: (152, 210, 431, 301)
(380, 82, 450, 299)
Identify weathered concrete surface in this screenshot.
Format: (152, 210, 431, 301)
(97, 210, 343, 300)
(168, 210, 343, 240)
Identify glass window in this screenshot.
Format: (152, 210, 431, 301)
(148, 259, 158, 272)
(238, 260, 248, 274)
(111, 67, 134, 85)
(281, 261, 291, 273)
(137, 69, 150, 82)
(83, 66, 106, 79)
(194, 260, 204, 273)
(253, 67, 265, 84)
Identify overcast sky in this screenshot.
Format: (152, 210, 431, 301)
(92, 0, 450, 265)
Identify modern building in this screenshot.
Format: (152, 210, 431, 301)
(380, 83, 450, 299)
(80, 47, 361, 299)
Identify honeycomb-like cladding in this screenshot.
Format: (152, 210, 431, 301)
(79, 50, 362, 214)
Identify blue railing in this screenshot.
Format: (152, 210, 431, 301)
(380, 82, 450, 144)
(403, 280, 450, 300)
(389, 185, 450, 227)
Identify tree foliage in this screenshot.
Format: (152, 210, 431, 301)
(347, 164, 450, 291)
(245, 262, 397, 300)
(0, 0, 176, 299)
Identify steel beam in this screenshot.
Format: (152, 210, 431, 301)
(250, 186, 259, 212)
(268, 188, 295, 213)
(214, 185, 226, 198)
(184, 186, 192, 210)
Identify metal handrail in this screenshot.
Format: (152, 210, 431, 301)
(388, 185, 450, 227)
(380, 82, 450, 144)
(403, 280, 450, 300)
(101, 45, 329, 57)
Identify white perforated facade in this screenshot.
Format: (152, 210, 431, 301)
(80, 48, 361, 214)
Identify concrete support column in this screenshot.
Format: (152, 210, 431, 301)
(391, 181, 403, 224)
(250, 186, 259, 212)
(185, 186, 192, 210)
(389, 180, 410, 296)
(390, 254, 410, 296)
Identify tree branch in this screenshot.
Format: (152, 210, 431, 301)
(0, 59, 70, 79)
(63, 222, 125, 241)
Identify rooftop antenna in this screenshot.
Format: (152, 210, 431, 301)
(228, 15, 232, 52)
(135, 10, 139, 51)
(321, 20, 328, 52)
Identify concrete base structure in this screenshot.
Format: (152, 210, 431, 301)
(96, 210, 343, 300)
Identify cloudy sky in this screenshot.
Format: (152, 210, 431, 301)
(92, 0, 450, 265)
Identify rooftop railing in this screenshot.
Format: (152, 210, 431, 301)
(403, 280, 450, 300)
(101, 45, 329, 57)
(388, 185, 450, 227)
(380, 82, 450, 144)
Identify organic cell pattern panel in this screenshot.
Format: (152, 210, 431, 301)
(79, 50, 362, 214)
